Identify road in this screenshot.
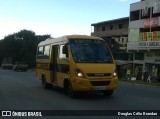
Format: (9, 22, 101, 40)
(0, 69, 160, 119)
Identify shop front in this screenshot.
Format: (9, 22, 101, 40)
(144, 52, 160, 82)
(115, 60, 132, 78)
(127, 41, 160, 81)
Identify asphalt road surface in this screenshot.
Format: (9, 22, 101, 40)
(0, 69, 160, 119)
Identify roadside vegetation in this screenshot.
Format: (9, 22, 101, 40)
(0, 29, 50, 68)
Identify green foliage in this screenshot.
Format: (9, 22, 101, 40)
(0, 29, 51, 68)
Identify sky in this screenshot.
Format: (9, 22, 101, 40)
(0, 0, 140, 40)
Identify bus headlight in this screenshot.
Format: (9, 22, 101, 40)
(77, 72, 83, 77)
(75, 69, 85, 78)
(113, 72, 117, 77)
(113, 69, 117, 77)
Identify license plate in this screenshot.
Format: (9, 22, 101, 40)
(96, 86, 106, 90)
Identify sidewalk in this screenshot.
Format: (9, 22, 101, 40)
(119, 78, 160, 88)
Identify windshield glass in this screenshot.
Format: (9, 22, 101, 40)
(69, 39, 113, 63)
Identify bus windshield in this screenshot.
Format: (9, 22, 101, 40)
(69, 39, 113, 63)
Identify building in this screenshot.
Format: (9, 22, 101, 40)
(127, 0, 160, 79)
(91, 17, 132, 77)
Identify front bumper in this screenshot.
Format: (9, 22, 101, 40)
(71, 77, 118, 91)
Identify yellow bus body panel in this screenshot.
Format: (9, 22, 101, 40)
(70, 63, 118, 91)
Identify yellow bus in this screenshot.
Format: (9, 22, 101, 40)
(36, 35, 118, 97)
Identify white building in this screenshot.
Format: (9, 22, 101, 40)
(127, 0, 160, 76)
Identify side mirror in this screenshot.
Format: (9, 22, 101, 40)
(62, 45, 67, 54)
(62, 45, 68, 57)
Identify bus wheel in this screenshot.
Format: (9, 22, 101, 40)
(103, 90, 113, 96)
(65, 81, 76, 98)
(42, 75, 52, 89)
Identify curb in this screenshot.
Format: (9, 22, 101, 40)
(119, 81, 160, 88)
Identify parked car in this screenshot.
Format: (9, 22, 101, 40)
(1, 57, 13, 70)
(13, 62, 28, 72)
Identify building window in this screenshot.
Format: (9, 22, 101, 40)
(102, 26, 105, 31)
(110, 25, 113, 30)
(96, 26, 100, 32)
(152, 0, 160, 16)
(130, 10, 140, 21)
(96, 26, 98, 32)
(141, 8, 150, 19)
(121, 38, 124, 43)
(119, 24, 123, 29)
(135, 53, 144, 60)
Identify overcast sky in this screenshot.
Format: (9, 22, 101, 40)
(0, 0, 140, 39)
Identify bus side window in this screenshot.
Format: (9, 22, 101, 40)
(59, 45, 68, 59)
(44, 45, 50, 57)
(37, 46, 44, 59)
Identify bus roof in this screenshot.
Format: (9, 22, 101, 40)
(38, 35, 103, 46)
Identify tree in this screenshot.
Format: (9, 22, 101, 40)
(0, 29, 51, 68)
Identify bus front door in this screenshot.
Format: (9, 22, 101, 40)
(52, 45, 58, 84)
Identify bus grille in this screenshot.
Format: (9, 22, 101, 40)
(87, 73, 111, 77)
(90, 81, 111, 86)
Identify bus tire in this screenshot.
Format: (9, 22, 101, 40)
(42, 75, 52, 89)
(103, 90, 113, 96)
(65, 80, 76, 98)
